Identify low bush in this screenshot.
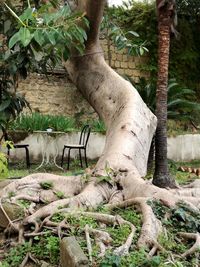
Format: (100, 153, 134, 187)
(8, 112, 106, 133)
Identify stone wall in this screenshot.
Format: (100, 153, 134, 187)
(18, 39, 149, 118)
(101, 39, 149, 82)
(18, 73, 97, 120)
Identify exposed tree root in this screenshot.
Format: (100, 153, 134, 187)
(85, 224, 93, 262)
(0, 172, 200, 265)
(107, 197, 163, 252)
(178, 232, 200, 258)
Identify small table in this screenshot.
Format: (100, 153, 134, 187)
(34, 130, 65, 170)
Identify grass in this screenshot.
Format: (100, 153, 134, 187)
(7, 159, 200, 183)
(145, 159, 200, 185)
(7, 159, 97, 179)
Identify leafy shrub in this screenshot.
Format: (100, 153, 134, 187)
(126, 76, 200, 122)
(0, 151, 8, 179)
(109, 1, 200, 93)
(9, 113, 107, 133)
(91, 120, 106, 133)
(9, 112, 76, 132)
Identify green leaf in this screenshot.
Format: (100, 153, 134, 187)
(0, 100, 11, 112)
(63, 48, 69, 60)
(8, 32, 20, 48)
(139, 47, 144, 55)
(19, 8, 33, 22)
(47, 32, 56, 45)
(34, 30, 45, 46)
(19, 27, 33, 47)
(128, 30, 139, 37)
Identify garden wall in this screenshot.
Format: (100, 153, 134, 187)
(6, 133, 200, 165)
(17, 39, 149, 118)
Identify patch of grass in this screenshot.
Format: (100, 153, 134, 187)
(1, 232, 60, 266)
(55, 191, 65, 199)
(6, 159, 96, 179)
(17, 200, 31, 209)
(40, 181, 53, 190)
(51, 212, 66, 223)
(32, 234, 60, 265)
(1, 243, 31, 267)
(169, 159, 200, 184)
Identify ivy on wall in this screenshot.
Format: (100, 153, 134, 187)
(109, 0, 200, 97)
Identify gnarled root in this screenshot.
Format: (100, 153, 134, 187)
(107, 197, 163, 255)
(1, 171, 200, 265)
(178, 232, 200, 258)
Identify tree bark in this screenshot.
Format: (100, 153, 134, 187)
(153, 0, 176, 188)
(64, 0, 157, 178)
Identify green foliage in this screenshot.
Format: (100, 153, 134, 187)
(0, 151, 8, 179)
(117, 248, 161, 267)
(0, 141, 13, 179)
(32, 234, 60, 264)
(4, 2, 88, 62)
(1, 242, 31, 267)
(100, 254, 121, 267)
(176, 0, 200, 20)
(0, 70, 30, 130)
(0, 0, 88, 134)
(170, 202, 200, 233)
(1, 232, 60, 266)
(96, 163, 115, 185)
(91, 120, 106, 133)
(127, 77, 200, 122)
(81, 173, 91, 183)
(102, 10, 148, 56)
(150, 200, 200, 233)
(17, 199, 31, 209)
(40, 180, 53, 190)
(9, 113, 107, 133)
(10, 112, 76, 132)
(109, 1, 200, 94)
(55, 190, 65, 199)
(51, 212, 65, 223)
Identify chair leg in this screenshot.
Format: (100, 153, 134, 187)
(84, 149, 88, 168)
(7, 148, 10, 166)
(67, 148, 71, 170)
(61, 147, 66, 167)
(25, 147, 30, 169)
(79, 149, 83, 168)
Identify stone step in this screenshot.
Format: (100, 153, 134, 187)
(60, 236, 89, 267)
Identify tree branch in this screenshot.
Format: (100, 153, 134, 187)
(79, 0, 106, 50)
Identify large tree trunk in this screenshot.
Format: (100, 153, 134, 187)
(1, 1, 200, 263)
(64, 0, 157, 177)
(153, 0, 176, 188)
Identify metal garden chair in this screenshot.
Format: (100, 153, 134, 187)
(61, 125, 91, 169)
(1, 126, 30, 169)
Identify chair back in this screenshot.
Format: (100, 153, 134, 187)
(0, 126, 9, 142)
(79, 125, 91, 147)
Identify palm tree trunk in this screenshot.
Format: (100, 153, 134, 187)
(153, 0, 176, 188)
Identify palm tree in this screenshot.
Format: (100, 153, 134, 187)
(153, 0, 177, 188)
